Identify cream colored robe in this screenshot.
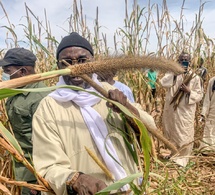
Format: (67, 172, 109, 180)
(201, 76, 215, 151)
(160, 72, 203, 167)
(32, 82, 157, 195)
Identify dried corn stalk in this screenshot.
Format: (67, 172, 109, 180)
(85, 146, 114, 181)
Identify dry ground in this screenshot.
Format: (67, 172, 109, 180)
(145, 98, 215, 195)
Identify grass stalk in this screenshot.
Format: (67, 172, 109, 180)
(85, 146, 114, 181)
(0, 56, 183, 89)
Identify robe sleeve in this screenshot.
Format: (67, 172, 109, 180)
(102, 82, 157, 130)
(160, 73, 175, 88)
(188, 75, 203, 105)
(126, 89, 135, 103)
(32, 98, 74, 195)
(132, 102, 157, 131)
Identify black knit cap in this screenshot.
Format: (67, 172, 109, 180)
(0, 48, 36, 67)
(56, 32, 94, 59)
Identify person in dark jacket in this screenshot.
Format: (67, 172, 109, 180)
(196, 57, 207, 83)
(0, 48, 49, 195)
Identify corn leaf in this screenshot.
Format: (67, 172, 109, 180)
(95, 173, 142, 195)
(0, 85, 82, 100)
(134, 118, 151, 187)
(0, 122, 23, 155)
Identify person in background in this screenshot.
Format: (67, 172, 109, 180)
(160, 51, 203, 167)
(145, 69, 159, 112)
(97, 70, 135, 103)
(32, 32, 157, 195)
(196, 57, 207, 83)
(146, 69, 157, 99)
(0, 48, 49, 195)
(200, 76, 215, 153)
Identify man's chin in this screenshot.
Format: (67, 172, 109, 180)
(69, 79, 84, 86)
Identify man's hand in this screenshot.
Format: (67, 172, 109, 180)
(72, 174, 107, 194)
(106, 89, 127, 113)
(180, 83, 191, 94)
(107, 89, 139, 117)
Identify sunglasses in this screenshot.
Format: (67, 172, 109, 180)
(58, 58, 89, 67)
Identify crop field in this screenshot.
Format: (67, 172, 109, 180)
(0, 0, 215, 194)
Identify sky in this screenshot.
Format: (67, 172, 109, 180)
(0, 0, 215, 53)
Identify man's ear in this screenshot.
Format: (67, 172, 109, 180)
(20, 67, 28, 76)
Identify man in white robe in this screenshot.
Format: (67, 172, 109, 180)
(32, 32, 157, 195)
(160, 52, 203, 167)
(200, 76, 215, 151)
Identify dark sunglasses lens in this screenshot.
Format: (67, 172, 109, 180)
(58, 58, 88, 66)
(64, 59, 73, 65)
(58, 59, 73, 66)
(78, 58, 87, 63)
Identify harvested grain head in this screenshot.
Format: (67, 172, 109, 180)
(68, 55, 184, 77)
